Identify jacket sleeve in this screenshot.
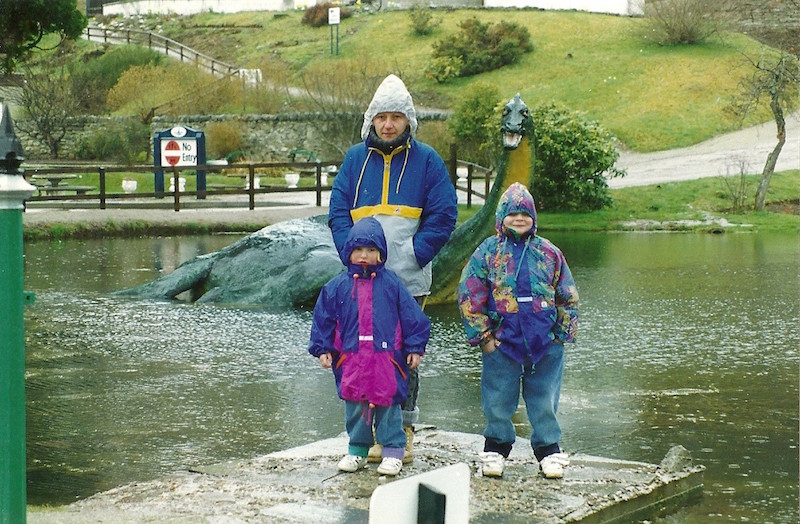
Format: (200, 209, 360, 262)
(457, 241, 492, 346)
(328, 150, 357, 263)
(398, 284, 431, 356)
(308, 284, 337, 357)
(413, 151, 458, 268)
(552, 251, 579, 343)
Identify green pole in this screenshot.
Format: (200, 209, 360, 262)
(0, 103, 35, 524)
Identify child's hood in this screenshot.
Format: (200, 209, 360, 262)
(341, 217, 388, 267)
(495, 182, 538, 236)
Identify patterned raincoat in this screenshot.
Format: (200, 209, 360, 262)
(309, 217, 431, 407)
(458, 183, 579, 364)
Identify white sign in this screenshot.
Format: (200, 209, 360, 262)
(328, 7, 340, 25)
(160, 138, 198, 167)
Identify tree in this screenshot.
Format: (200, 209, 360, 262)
(728, 49, 799, 211)
(0, 0, 86, 75)
(14, 65, 79, 159)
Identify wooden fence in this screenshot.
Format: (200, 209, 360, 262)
(23, 160, 494, 212)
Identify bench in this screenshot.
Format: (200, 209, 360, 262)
(40, 185, 96, 196)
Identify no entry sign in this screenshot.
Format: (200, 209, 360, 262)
(160, 138, 198, 167)
(153, 125, 207, 196)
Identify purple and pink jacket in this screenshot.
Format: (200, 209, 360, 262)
(309, 217, 430, 407)
(457, 183, 579, 365)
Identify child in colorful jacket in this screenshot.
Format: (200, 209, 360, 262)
(309, 217, 431, 476)
(457, 182, 579, 479)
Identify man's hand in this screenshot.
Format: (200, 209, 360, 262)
(407, 353, 421, 369)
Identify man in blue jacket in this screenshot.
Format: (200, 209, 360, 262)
(328, 74, 458, 464)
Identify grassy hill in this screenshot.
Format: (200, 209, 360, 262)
(109, 8, 785, 152)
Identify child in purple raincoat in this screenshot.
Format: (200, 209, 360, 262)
(309, 217, 430, 476)
(457, 183, 579, 479)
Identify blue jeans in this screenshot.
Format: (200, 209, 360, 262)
(481, 342, 564, 456)
(344, 401, 406, 459)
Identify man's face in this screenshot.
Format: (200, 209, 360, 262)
(372, 112, 409, 141)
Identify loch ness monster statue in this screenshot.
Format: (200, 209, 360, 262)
(116, 94, 536, 308)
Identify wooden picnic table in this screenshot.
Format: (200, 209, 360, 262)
(31, 174, 78, 187)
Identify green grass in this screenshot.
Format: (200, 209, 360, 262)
(457, 170, 799, 233)
(137, 9, 782, 152)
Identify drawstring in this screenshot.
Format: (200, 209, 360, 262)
(362, 402, 375, 427)
(350, 268, 377, 299)
(515, 237, 531, 280)
(394, 147, 410, 193)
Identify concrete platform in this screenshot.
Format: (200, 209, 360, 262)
(29, 425, 703, 523)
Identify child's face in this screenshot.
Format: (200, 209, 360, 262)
(350, 246, 381, 265)
(503, 212, 534, 235)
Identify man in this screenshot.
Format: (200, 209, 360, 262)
(328, 74, 458, 463)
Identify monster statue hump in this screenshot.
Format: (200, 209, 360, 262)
(117, 94, 535, 308)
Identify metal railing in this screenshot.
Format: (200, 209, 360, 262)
(85, 26, 240, 78)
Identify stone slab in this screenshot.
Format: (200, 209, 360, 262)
(28, 426, 704, 523)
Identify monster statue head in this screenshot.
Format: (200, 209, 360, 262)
(500, 93, 533, 151)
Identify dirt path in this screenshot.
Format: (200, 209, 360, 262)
(612, 111, 800, 188)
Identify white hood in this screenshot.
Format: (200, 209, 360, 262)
(360, 74, 418, 140)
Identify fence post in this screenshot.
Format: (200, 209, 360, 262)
(448, 144, 458, 188)
(172, 166, 180, 212)
(467, 164, 473, 208)
(248, 165, 255, 210)
(315, 164, 322, 207)
(99, 167, 106, 210)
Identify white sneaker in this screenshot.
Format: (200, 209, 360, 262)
(540, 452, 569, 479)
(479, 451, 505, 478)
(376, 457, 403, 476)
(337, 454, 367, 473)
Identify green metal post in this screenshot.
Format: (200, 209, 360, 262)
(0, 103, 35, 524)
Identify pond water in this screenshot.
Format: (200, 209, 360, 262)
(22, 231, 799, 522)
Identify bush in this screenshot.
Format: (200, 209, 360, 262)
(69, 45, 164, 114)
(431, 18, 532, 78)
(205, 121, 244, 160)
(638, 0, 733, 45)
(107, 63, 244, 121)
(408, 2, 441, 36)
(531, 103, 624, 211)
(447, 82, 501, 167)
(424, 56, 462, 84)
(302, 3, 352, 28)
(74, 119, 150, 164)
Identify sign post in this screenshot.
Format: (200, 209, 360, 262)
(153, 125, 207, 199)
(329, 7, 340, 55)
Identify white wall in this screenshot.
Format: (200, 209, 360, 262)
(103, 0, 294, 17)
(481, 0, 642, 15)
(103, 0, 643, 17)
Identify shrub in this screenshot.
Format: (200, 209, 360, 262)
(424, 55, 462, 84)
(447, 82, 501, 168)
(205, 121, 244, 160)
(431, 18, 532, 78)
(408, 2, 441, 36)
(302, 3, 352, 28)
(74, 119, 150, 164)
(638, 0, 734, 45)
(531, 103, 624, 211)
(69, 45, 163, 114)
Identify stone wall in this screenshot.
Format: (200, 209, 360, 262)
(17, 111, 449, 162)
